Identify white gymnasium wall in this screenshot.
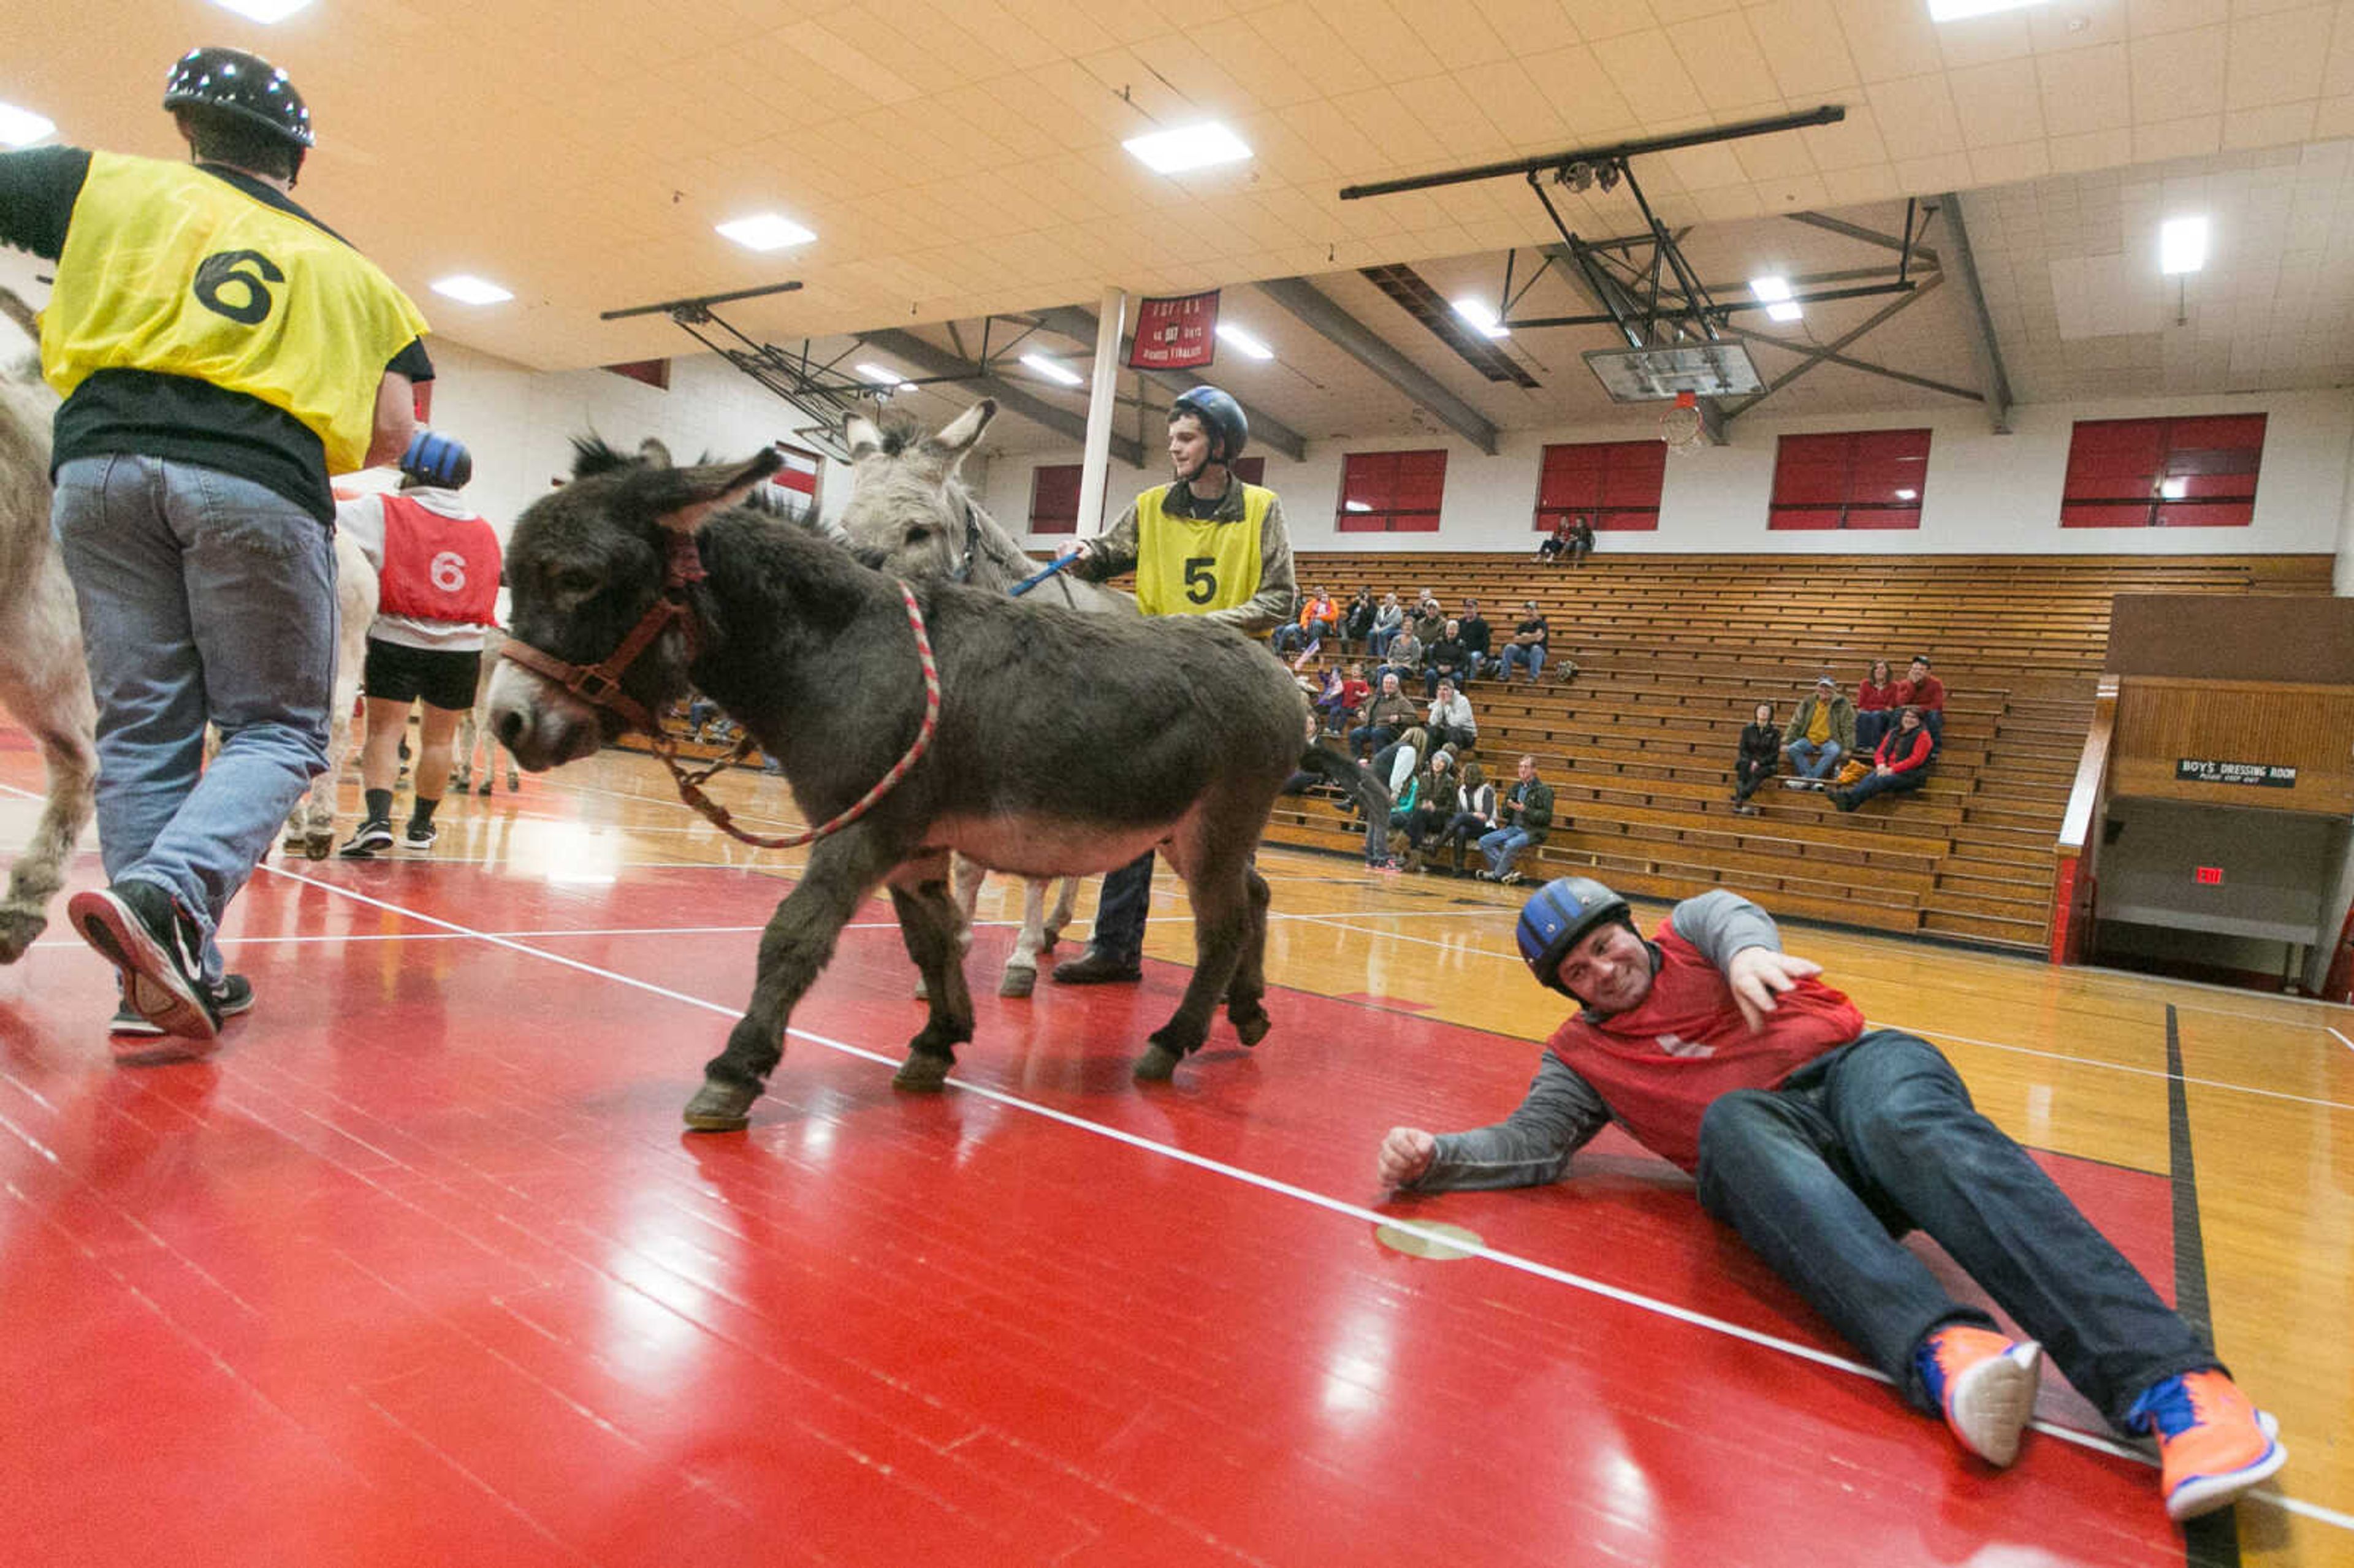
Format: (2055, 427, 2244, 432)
(976, 387, 2354, 561)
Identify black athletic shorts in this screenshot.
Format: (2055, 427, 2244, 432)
(363, 637, 481, 712)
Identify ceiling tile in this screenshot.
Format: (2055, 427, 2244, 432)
(1591, 29, 1713, 122)
(2036, 42, 2133, 137)
(2133, 113, 2225, 157)
(1746, 0, 1865, 97)
(2224, 7, 2335, 106)
(1664, 17, 1785, 112)
(1865, 74, 1967, 161)
(1949, 57, 2049, 147)
(1518, 44, 1643, 133)
(2130, 26, 2231, 116)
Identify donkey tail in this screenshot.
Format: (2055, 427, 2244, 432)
(1295, 744, 1390, 823)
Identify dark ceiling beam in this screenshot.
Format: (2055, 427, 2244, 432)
(1786, 210, 1940, 270)
(856, 327, 1144, 467)
(1256, 276, 1500, 455)
(1714, 319, 1981, 404)
(1930, 193, 2014, 435)
(1720, 275, 1957, 419)
(1026, 305, 1308, 462)
(1338, 106, 1846, 200)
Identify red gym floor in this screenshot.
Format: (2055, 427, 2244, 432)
(0, 743, 2323, 1567)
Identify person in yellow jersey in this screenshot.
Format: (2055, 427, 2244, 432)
(0, 47, 448, 1057)
(1051, 386, 1297, 985)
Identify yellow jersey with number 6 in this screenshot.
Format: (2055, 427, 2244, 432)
(41, 152, 429, 474)
(1132, 483, 1270, 617)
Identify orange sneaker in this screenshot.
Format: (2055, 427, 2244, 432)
(2128, 1371, 2286, 1521)
(1915, 1325, 2043, 1466)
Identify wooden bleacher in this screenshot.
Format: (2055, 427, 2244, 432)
(1268, 552, 2335, 951)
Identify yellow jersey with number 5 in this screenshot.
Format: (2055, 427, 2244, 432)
(41, 152, 429, 474)
(1132, 482, 1270, 617)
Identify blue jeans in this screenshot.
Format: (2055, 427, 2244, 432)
(1854, 710, 1889, 753)
(1840, 767, 1928, 807)
(1476, 826, 1534, 875)
(53, 457, 335, 984)
(1497, 644, 1546, 682)
(1693, 1032, 2217, 1428)
(1086, 850, 1154, 965)
(1784, 739, 1843, 778)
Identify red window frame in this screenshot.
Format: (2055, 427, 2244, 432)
(1533, 440, 1666, 532)
(1768, 429, 1930, 531)
(1336, 449, 1446, 533)
(2060, 414, 2266, 528)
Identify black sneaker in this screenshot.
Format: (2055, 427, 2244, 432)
(401, 821, 438, 851)
(1050, 948, 1143, 985)
(69, 881, 219, 1041)
(110, 973, 253, 1042)
(340, 820, 395, 858)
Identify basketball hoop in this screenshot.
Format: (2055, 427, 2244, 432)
(1659, 390, 1707, 455)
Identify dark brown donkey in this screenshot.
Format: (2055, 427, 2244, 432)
(486, 438, 1377, 1130)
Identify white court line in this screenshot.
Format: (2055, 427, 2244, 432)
(245, 858, 2349, 1533)
(2332, 1027, 2354, 1054)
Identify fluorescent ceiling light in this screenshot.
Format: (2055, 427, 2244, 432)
(2160, 476, 2188, 499)
(1749, 274, 1804, 323)
(855, 362, 915, 389)
(1895, 488, 1918, 501)
(1020, 352, 1084, 387)
(1450, 297, 1509, 339)
(1343, 500, 1372, 512)
(2160, 215, 2207, 275)
(1216, 322, 1274, 360)
(0, 101, 55, 147)
(1925, 0, 2049, 21)
(1123, 121, 1252, 175)
(209, 0, 315, 20)
(431, 275, 513, 305)
(715, 213, 816, 252)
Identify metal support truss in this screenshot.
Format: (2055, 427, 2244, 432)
(857, 328, 1145, 467)
(1930, 192, 2014, 434)
(602, 280, 879, 459)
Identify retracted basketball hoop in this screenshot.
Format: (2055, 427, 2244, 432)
(1659, 390, 1707, 454)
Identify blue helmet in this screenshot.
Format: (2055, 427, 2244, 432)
(1515, 876, 1633, 997)
(1169, 385, 1247, 465)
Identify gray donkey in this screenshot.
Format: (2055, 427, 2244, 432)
(486, 439, 1381, 1130)
(0, 289, 97, 963)
(837, 399, 1121, 999)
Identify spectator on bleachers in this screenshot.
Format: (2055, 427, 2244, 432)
(1732, 700, 1779, 816)
(1349, 671, 1419, 759)
(1425, 618, 1474, 696)
(1320, 662, 1370, 736)
(1425, 679, 1477, 753)
(1781, 676, 1856, 790)
(1400, 745, 1461, 873)
(1854, 658, 1900, 753)
(1537, 517, 1574, 565)
(1272, 585, 1337, 655)
(1376, 626, 1423, 694)
(1433, 758, 1499, 877)
(1343, 587, 1377, 652)
(1832, 706, 1935, 813)
(1497, 601, 1551, 683)
(1363, 726, 1430, 872)
(1457, 598, 1493, 678)
(1368, 593, 1405, 658)
(1411, 593, 1447, 649)
(1475, 754, 1555, 885)
(1566, 516, 1597, 565)
(1897, 655, 1946, 749)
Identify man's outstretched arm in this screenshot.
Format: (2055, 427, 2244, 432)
(1379, 1054, 1611, 1192)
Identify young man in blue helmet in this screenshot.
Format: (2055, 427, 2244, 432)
(1375, 877, 2285, 1524)
(1051, 386, 1297, 993)
(1, 47, 459, 1054)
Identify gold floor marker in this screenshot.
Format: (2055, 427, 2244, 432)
(1374, 1220, 1484, 1261)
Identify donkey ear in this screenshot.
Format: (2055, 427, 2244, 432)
(845, 415, 884, 460)
(651, 450, 784, 535)
(638, 438, 675, 469)
(924, 398, 996, 463)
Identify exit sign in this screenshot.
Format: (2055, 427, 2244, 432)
(2195, 866, 2223, 885)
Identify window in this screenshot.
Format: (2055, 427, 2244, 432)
(1029, 463, 1081, 535)
(1534, 440, 1666, 532)
(1337, 449, 1446, 532)
(2060, 415, 2265, 528)
(1768, 429, 1930, 530)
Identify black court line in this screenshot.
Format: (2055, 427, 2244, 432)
(2166, 1003, 2239, 1568)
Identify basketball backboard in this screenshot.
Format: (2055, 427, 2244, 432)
(1583, 343, 1764, 402)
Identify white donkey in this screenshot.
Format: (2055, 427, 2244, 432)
(451, 625, 522, 795)
(0, 290, 97, 962)
(278, 528, 376, 859)
(836, 402, 1135, 997)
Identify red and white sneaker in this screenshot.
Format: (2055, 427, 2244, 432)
(1916, 1325, 2044, 1467)
(2129, 1371, 2286, 1521)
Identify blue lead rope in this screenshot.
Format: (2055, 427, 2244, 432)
(1008, 547, 1085, 598)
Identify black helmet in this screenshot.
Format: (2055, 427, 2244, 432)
(163, 47, 314, 148)
(1169, 386, 1247, 465)
(1515, 875, 1634, 998)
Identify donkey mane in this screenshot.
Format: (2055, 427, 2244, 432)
(568, 434, 641, 481)
(870, 407, 929, 459)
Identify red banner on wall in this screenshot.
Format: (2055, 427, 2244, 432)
(1128, 291, 1220, 371)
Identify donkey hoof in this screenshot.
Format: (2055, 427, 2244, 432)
(0, 911, 44, 964)
(892, 1053, 951, 1092)
(1132, 1043, 1183, 1083)
(912, 974, 930, 1001)
(304, 832, 335, 861)
(1233, 1010, 1271, 1048)
(997, 967, 1037, 999)
(682, 1079, 759, 1132)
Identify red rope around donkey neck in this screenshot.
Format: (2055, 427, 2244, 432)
(653, 580, 941, 850)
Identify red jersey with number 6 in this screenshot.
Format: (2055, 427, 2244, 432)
(376, 494, 501, 626)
